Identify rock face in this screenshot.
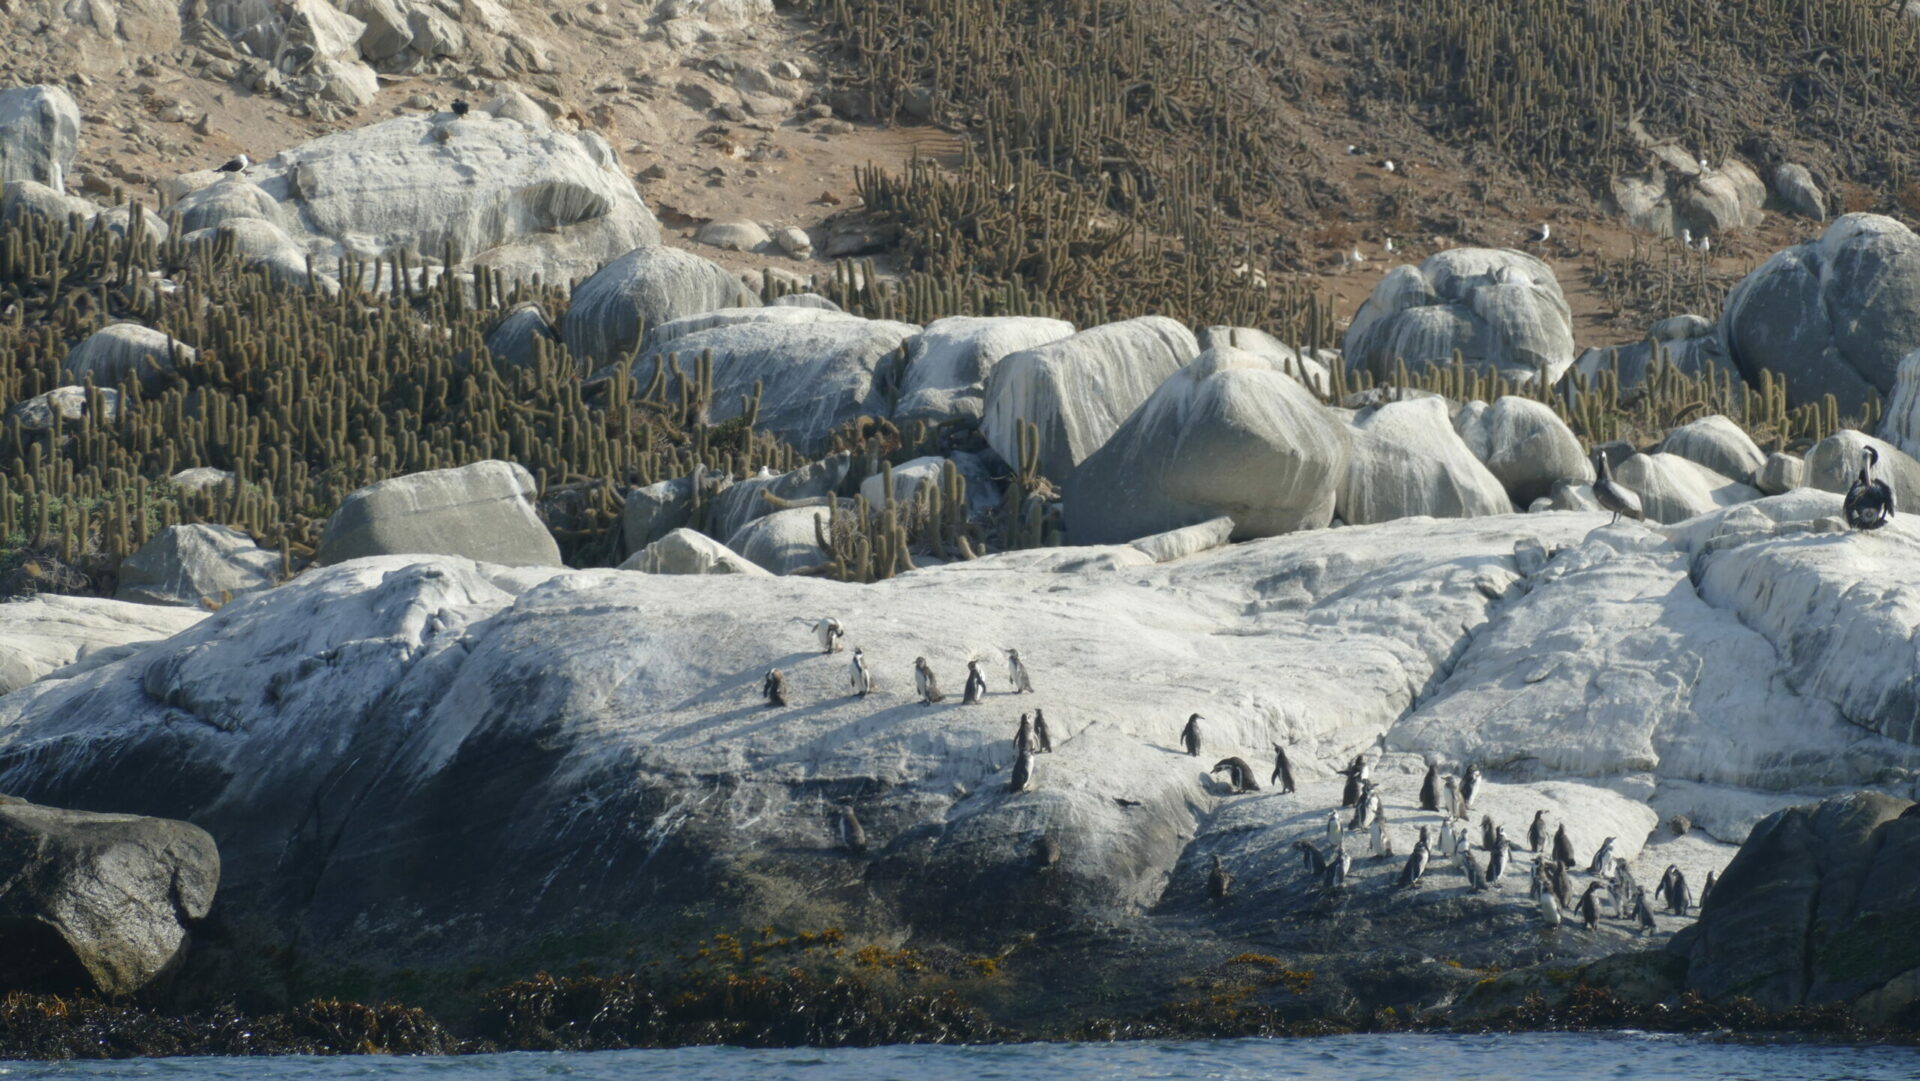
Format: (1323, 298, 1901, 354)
(1661, 415, 1767, 487)
(705, 454, 852, 543)
(1574, 314, 1728, 391)
(1337, 397, 1511, 525)
(0, 85, 80, 190)
(894, 316, 1075, 425)
(1196, 326, 1333, 393)
(1881, 349, 1920, 462)
(637, 306, 859, 356)
(562, 246, 754, 373)
(115, 525, 282, 608)
(0, 797, 219, 996)
(619, 528, 769, 575)
(724, 505, 826, 574)
(1452, 396, 1592, 505)
(1612, 155, 1766, 240)
(170, 114, 660, 289)
(314, 460, 562, 567)
(482, 302, 560, 371)
(981, 316, 1199, 482)
(6, 385, 118, 431)
(1721, 214, 1920, 410)
(62, 324, 196, 390)
(1772, 163, 1827, 222)
(1675, 793, 1919, 1019)
(1612, 453, 1760, 524)
(1342, 249, 1575, 385)
(1065, 346, 1350, 543)
(0, 594, 205, 694)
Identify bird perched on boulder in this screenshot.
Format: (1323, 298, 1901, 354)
(1207, 854, 1233, 900)
(1579, 882, 1603, 930)
(962, 660, 987, 704)
(832, 798, 866, 855)
(1212, 756, 1261, 794)
(1033, 708, 1054, 753)
(451, 99, 470, 117)
(1593, 451, 1645, 526)
(1340, 755, 1370, 807)
(762, 669, 788, 707)
(1014, 713, 1034, 755)
(1845, 446, 1895, 531)
(914, 657, 945, 704)
(1271, 744, 1296, 793)
(1419, 762, 1441, 812)
(1009, 748, 1035, 793)
(1397, 827, 1431, 887)
(1552, 824, 1576, 868)
(216, 153, 250, 173)
(849, 647, 872, 697)
(1179, 713, 1203, 757)
(1529, 810, 1548, 853)
(1459, 764, 1482, 816)
(1006, 647, 1034, 693)
(813, 617, 846, 654)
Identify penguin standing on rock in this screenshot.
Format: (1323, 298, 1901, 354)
(914, 657, 945, 704)
(1340, 755, 1370, 807)
(849, 647, 872, 697)
(1033, 708, 1054, 753)
(1443, 776, 1460, 818)
(1459, 764, 1481, 817)
(1211, 757, 1260, 794)
(1397, 827, 1431, 888)
(1009, 748, 1035, 793)
(1419, 763, 1441, 812)
(1325, 811, 1342, 854)
(1439, 819, 1457, 859)
(763, 668, 788, 707)
(832, 798, 866, 855)
(1487, 832, 1510, 885)
(1180, 713, 1203, 757)
(1270, 744, 1296, 793)
(1207, 855, 1233, 900)
(1328, 848, 1351, 890)
(1588, 836, 1617, 878)
(1529, 810, 1548, 853)
(1007, 648, 1034, 693)
(1579, 882, 1603, 930)
(962, 661, 987, 704)
(1295, 839, 1328, 874)
(1014, 714, 1034, 755)
(813, 617, 845, 654)
(1461, 847, 1487, 892)
(1553, 824, 1576, 868)
(1634, 887, 1657, 932)
(1702, 869, 1717, 907)
(1481, 815, 1498, 852)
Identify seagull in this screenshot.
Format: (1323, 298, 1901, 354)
(1526, 222, 1551, 245)
(1384, 236, 1397, 254)
(1346, 144, 1361, 155)
(1697, 157, 1710, 172)
(1347, 246, 1367, 266)
(451, 99, 470, 117)
(1681, 227, 1693, 247)
(1698, 234, 1711, 254)
(1381, 159, 1396, 173)
(216, 154, 250, 173)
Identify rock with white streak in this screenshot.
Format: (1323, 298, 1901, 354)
(1611, 453, 1761, 524)
(1338, 396, 1511, 526)
(1343, 248, 1575, 385)
(0, 594, 204, 694)
(563, 245, 753, 373)
(895, 315, 1075, 425)
(620, 528, 769, 575)
(1453, 396, 1593, 505)
(0, 85, 80, 190)
(1879, 348, 1920, 461)
(1661, 414, 1767, 487)
(61, 324, 195, 390)
(116, 525, 281, 608)
(314, 460, 562, 567)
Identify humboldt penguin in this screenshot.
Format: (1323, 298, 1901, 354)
(1369, 804, 1387, 858)
(1552, 824, 1576, 868)
(1487, 830, 1509, 885)
(1328, 848, 1351, 890)
(1270, 744, 1296, 793)
(1461, 846, 1487, 892)
(1588, 836, 1617, 878)
(914, 657, 945, 704)
(1664, 867, 1693, 916)
(1014, 713, 1034, 755)
(832, 799, 867, 855)
(1481, 815, 1498, 853)
(814, 617, 845, 654)
(1442, 775, 1460, 818)
(1009, 748, 1035, 793)
(1180, 713, 1203, 757)
(1419, 763, 1441, 812)
(1439, 819, 1457, 859)
(1459, 764, 1482, 816)
(1578, 882, 1603, 930)
(1546, 859, 1573, 911)
(1033, 708, 1054, 753)
(1325, 811, 1342, 854)
(1007, 647, 1035, 693)
(1295, 839, 1328, 874)
(1634, 887, 1656, 932)
(1537, 884, 1562, 927)
(1211, 757, 1260, 794)
(763, 668, 788, 707)
(1844, 446, 1895, 531)
(962, 660, 987, 705)
(849, 647, 872, 697)
(1528, 810, 1548, 853)
(1348, 782, 1374, 831)
(1339, 755, 1370, 807)
(1593, 450, 1645, 526)
(1397, 827, 1431, 887)
(451, 99, 470, 117)
(1702, 869, 1717, 907)
(1207, 854, 1233, 900)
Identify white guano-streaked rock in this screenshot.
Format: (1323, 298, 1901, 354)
(1612, 453, 1761, 524)
(115, 525, 281, 608)
(1337, 396, 1511, 526)
(0, 594, 204, 694)
(1661, 414, 1768, 487)
(1343, 248, 1575, 385)
(1452, 396, 1593, 506)
(315, 460, 562, 567)
(895, 315, 1075, 425)
(619, 528, 769, 575)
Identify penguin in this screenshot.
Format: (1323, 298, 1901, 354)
(1655, 864, 1677, 906)
(1549, 860, 1573, 912)
(451, 99, 470, 117)
(1552, 824, 1576, 869)
(1593, 450, 1645, 526)
(1328, 848, 1351, 890)
(914, 657, 945, 704)
(1607, 869, 1626, 918)
(814, 617, 845, 654)
(1588, 836, 1617, 878)
(1014, 714, 1034, 755)
(1442, 775, 1460, 819)
(849, 647, 872, 697)
(1579, 882, 1603, 930)
(1666, 868, 1693, 916)
(1419, 763, 1440, 812)
(1397, 827, 1431, 888)
(763, 668, 788, 707)
(1009, 748, 1035, 793)
(1487, 833, 1509, 885)
(1481, 815, 1498, 853)
(1369, 802, 1386, 858)
(1702, 869, 1717, 907)
(1031, 835, 1061, 872)
(1007, 648, 1034, 693)
(215, 153, 251, 173)
(832, 799, 867, 855)
(1180, 713, 1203, 757)
(1634, 887, 1657, 932)
(1270, 744, 1296, 793)
(1461, 846, 1487, 892)
(1295, 839, 1328, 874)
(1844, 446, 1895, 531)
(962, 660, 987, 705)
(1325, 810, 1342, 855)
(1439, 819, 1457, 859)
(1033, 708, 1054, 753)
(1460, 764, 1481, 815)
(1207, 854, 1232, 900)
(1537, 884, 1562, 927)
(1528, 810, 1548, 853)
(1339, 755, 1369, 807)
(1348, 782, 1374, 831)
(1211, 757, 1260, 794)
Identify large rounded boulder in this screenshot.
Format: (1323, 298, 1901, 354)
(1065, 346, 1349, 543)
(1337, 396, 1512, 525)
(894, 315, 1076, 425)
(1452, 396, 1592, 506)
(1721, 214, 1920, 410)
(563, 246, 755, 373)
(0, 85, 80, 190)
(1343, 249, 1575, 385)
(315, 460, 562, 567)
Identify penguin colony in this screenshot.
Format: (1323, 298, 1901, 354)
(784, 619, 1721, 926)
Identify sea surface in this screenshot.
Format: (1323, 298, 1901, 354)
(2, 1033, 1917, 1081)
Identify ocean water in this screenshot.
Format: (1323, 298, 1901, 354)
(1, 1033, 1914, 1081)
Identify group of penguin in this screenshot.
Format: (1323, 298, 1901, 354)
(1203, 748, 1715, 935)
(1593, 444, 1894, 531)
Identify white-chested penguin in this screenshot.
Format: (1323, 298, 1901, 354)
(1325, 810, 1342, 854)
(914, 657, 945, 704)
(849, 647, 872, 697)
(1442, 775, 1460, 818)
(1488, 830, 1510, 885)
(1211, 757, 1260, 794)
(1271, 744, 1296, 793)
(1207, 854, 1232, 900)
(1588, 836, 1617, 878)
(1529, 810, 1548, 853)
(1348, 782, 1374, 831)
(1033, 708, 1054, 753)
(1328, 847, 1351, 890)
(1009, 747, 1035, 793)
(1579, 882, 1603, 930)
(1537, 882, 1562, 927)
(962, 660, 987, 704)
(1419, 762, 1441, 812)
(1663, 866, 1693, 916)
(1439, 819, 1457, 859)
(1397, 827, 1431, 888)
(1014, 713, 1034, 755)
(814, 617, 846, 654)
(832, 798, 867, 855)
(1593, 450, 1645, 526)
(1552, 824, 1576, 868)
(1180, 713, 1203, 757)
(1007, 647, 1034, 693)
(1460, 764, 1481, 816)
(1369, 802, 1386, 858)
(763, 668, 788, 707)
(1845, 446, 1895, 530)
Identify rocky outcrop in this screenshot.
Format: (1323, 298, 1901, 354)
(1196, 326, 1334, 393)
(1064, 345, 1348, 543)
(1612, 153, 1766, 240)
(1342, 249, 1575, 385)
(483, 302, 560, 371)
(619, 528, 769, 575)
(0, 797, 219, 996)
(6, 385, 119, 431)
(638, 306, 859, 356)
(1612, 453, 1760, 524)
(894, 316, 1075, 425)
(562, 246, 753, 373)
(1452, 396, 1592, 505)
(115, 525, 282, 608)
(62, 324, 196, 390)
(0, 594, 204, 694)
(314, 460, 562, 567)
(1674, 793, 1920, 1021)
(725, 504, 826, 573)
(981, 316, 1198, 482)
(706, 454, 852, 543)
(1573, 313, 1728, 391)
(1721, 214, 1920, 410)
(1880, 349, 1920, 462)
(1660, 415, 1767, 488)
(0, 85, 79, 190)
(170, 114, 660, 290)
(1337, 396, 1511, 525)
(1772, 163, 1827, 222)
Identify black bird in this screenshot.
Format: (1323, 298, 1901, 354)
(1552, 823, 1576, 868)
(762, 668, 788, 707)
(1701, 869, 1717, 907)
(216, 153, 250, 172)
(1014, 714, 1034, 755)
(451, 98, 470, 117)
(1211, 756, 1260, 794)
(1528, 810, 1548, 853)
(1419, 763, 1440, 812)
(1481, 814, 1498, 853)
(1009, 748, 1034, 793)
(1634, 887, 1656, 932)
(1179, 713, 1203, 757)
(962, 660, 987, 704)
(1294, 839, 1328, 874)
(1033, 708, 1053, 753)
(1270, 743, 1296, 793)
(1339, 755, 1369, 807)
(1578, 882, 1603, 930)
(1207, 854, 1233, 900)
(1325, 848, 1351, 890)
(1845, 446, 1895, 531)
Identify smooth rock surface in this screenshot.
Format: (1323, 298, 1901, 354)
(706, 454, 851, 544)
(0, 85, 80, 190)
(1338, 396, 1511, 526)
(315, 460, 562, 567)
(895, 316, 1075, 425)
(115, 525, 281, 608)
(1758, 452, 1806, 496)
(1612, 453, 1761, 524)
(0, 594, 204, 694)
(1196, 326, 1333, 394)
(1772, 163, 1827, 222)
(6, 385, 118, 430)
(1452, 396, 1592, 505)
(62, 323, 195, 389)
(482, 302, 559, 371)
(724, 504, 827, 574)
(1805, 430, 1920, 509)
(1343, 249, 1574, 385)
(1661, 415, 1767, 487)
(619, 527, 769, 575)
(1880, 348, 1920, 462)
(562, 245, 753, 373)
